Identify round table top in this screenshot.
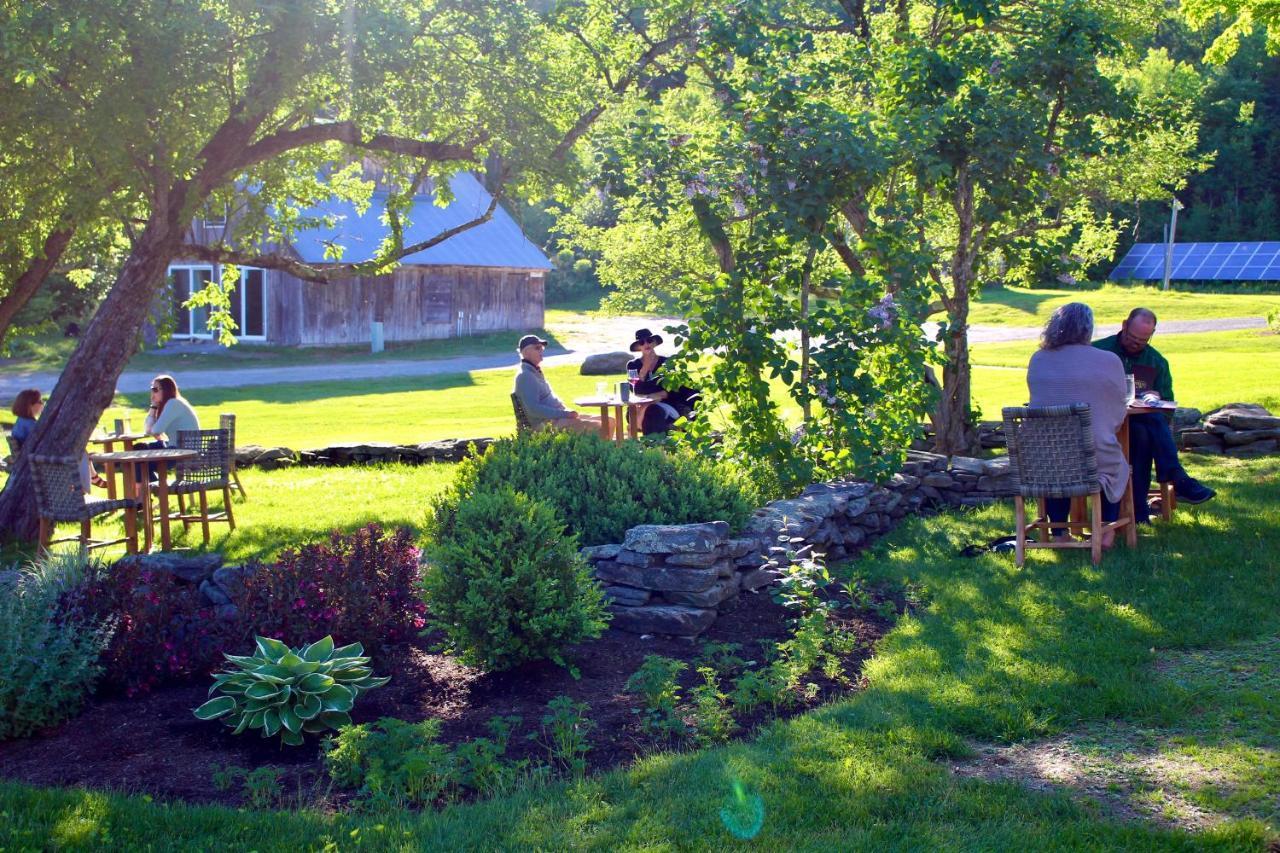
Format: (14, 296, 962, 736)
(88, 432, 149, 444)
(573, 395, 655, 407)
(88, 447, 198, 463)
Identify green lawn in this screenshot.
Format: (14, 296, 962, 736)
(959, 283, 1280, 328)
(970, 329, 1280, 417)
(3, 453, 1277, 849)
(1, 463, 457, 567)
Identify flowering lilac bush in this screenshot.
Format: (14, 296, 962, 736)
(232, 524, 425, 657)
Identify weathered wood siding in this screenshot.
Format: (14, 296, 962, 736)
(269, 265, 544, 346)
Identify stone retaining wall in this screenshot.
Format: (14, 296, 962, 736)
(579, 450, 1016, 638)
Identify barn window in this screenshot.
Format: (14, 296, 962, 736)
(166, 265, 267, 341)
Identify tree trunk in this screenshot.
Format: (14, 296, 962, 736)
(0, 225, 75, 349)
(0, 214, 182, 541)
(932, 167, 982, 457)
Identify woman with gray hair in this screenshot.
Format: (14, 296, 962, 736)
(1027, 302, 1129, 547)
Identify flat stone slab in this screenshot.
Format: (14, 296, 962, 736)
(594, 561, 719, 592)
(609, 604, 717, 636)
(664, 576, 741, 608)
(623, 521, 730, 554)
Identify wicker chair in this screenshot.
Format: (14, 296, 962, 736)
(511, 393, 535, 435)
(1002, 404, 1134, 567)
(168, 428, 236, 544)
(5, 434, 20, 465)
(219, 413, 247, 501)
(30, 454, 140, 554)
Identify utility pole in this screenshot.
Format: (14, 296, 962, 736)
(1162, 198, 1184, 291)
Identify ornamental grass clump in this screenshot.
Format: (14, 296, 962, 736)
(194, 635, 389, 746)
(422, 487, 608, 673)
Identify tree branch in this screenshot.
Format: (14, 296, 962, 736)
(0, 225, 75, 348)
(234, 122, 484, 174)
(177, 190, 501, 283)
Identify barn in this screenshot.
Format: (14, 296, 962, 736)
(166, 173, 551, 346)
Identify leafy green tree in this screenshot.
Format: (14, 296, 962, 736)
(0, 0, 699, 540)
(1184, 0, 1280, 63)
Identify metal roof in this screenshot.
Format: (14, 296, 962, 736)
(1110, 241, 1280, 281)
(289, 172, 551, 270)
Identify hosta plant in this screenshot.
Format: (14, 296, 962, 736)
(193, 636, 389, 746)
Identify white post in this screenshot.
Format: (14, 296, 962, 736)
(370, 321, 384, 353)
(1162, 198, 1183, 291)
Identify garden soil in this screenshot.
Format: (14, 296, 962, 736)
(0, 591, 889, 810)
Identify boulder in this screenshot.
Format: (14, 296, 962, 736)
(740, 566, 783, 591)
(664, 550, 723, 568)
(115, 552, 222, 584)
(1224, 440, 1278, 457)
(580, 352, 633, 375)
(1179, 430, 1221, 448)
(663, 576, 741, 608)
(614, 549, 659, 568)
(1204, 403, 1279, 431)
(623, 521, 730, 554)
(594, 560, 719, 592)
(609, 604, 717, 637)
(602, 585, 651, 607)
(198, 579, 232, 607)
(948, 456, 987, 476)
(1221, 428, 1280, 447)
(580, 543, 622, 562)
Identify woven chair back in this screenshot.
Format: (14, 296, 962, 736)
(174, 428, 230, 486)
(30, 454, 88, 521)
(511, 393, 534, 435)
(1001, 404, 1099, 498)
(6, 434, 20, 461)
(219, 413, 237, 453)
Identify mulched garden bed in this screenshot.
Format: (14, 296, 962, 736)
(0, 591, 889, 810)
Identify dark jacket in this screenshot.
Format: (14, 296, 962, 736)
(627, 355, 699, 412)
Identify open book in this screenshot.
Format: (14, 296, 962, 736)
(1134, 394, 1176, 410)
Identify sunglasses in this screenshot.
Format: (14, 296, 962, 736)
(150, 386, 161, 392)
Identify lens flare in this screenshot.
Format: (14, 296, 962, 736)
(719, 780, 764, 839)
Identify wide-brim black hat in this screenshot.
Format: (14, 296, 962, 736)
(629, 328, 664, 351)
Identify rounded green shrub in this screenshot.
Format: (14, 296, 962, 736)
(436, 429, 758, 547)
(422, 488, 608, 672)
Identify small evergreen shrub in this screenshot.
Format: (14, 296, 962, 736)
(233, 524, 426, 656)
(422, 488, 608, 672)
(0, 554, 114, 740)
(433, 430, 758, 546)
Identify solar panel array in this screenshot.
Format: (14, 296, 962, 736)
(1109, 242, 1280, 281)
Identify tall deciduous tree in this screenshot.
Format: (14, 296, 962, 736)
(0, 0, 698, 540)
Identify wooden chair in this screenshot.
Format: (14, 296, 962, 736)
(168, 428, 235, 545)
(1002, 404, 1134, 567)
(219, 413, 247, 501)
(30, 454, 140, 554)
(511, 393, 535, 435)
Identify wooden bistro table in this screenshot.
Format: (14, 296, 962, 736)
(572, 394, 655, 443)
(87, 432, 149, 499)
(88, 447, 198, 552)
(1068, 402, 1162, 549)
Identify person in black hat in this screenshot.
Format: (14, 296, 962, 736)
(626, 328, 699, 434)
(512, 334, 601, 432)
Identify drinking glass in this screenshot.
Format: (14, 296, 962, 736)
(595, 381, 607, 398)
(628, 368, 640, 390)
(1125, 374, 1136, 404)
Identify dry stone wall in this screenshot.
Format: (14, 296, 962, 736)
(580, 450, 1017, 638)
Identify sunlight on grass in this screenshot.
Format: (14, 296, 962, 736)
(958, 284, 1280, 328)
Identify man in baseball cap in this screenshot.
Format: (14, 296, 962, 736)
(512, 333, 601, 432)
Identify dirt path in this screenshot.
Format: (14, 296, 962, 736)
(0, 315, 1264, 397)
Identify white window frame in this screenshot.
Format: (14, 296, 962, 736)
(167, 264, 268, 342)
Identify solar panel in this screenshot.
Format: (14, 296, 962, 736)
(1108, 241, 1280, 281)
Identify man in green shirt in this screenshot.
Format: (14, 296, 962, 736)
(1093, 307, 1215, 522)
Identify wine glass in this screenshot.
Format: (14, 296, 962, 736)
(628, 368, 640, 391)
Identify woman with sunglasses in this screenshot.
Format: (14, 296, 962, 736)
(133, 375, 200, 494)
(625, 328, 699, 435)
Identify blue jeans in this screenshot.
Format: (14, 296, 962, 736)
(1127, 413, 1183, 523)
(1045, 495, 1119, 536)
